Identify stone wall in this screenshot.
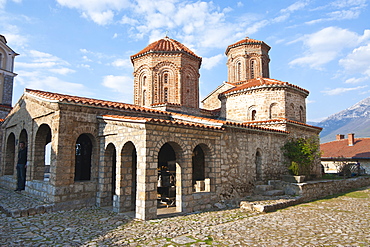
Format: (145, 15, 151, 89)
(274, 176, 370, 202)
(201, 83, 234, 111)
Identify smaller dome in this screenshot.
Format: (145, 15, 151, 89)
(225, 37, 270, 55)
(131, 36, 201, 61)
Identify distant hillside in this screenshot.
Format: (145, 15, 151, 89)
(312, 97, 370, 143)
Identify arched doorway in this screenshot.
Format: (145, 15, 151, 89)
(74, 134, 92, 181)
(157, 143, 177, 209)
(121, 142, 137, 212)
(255, 150, 262, 181)
(4, 133, 15, 175)
(192, 145, 205, 191)
(34, 124, 52, 181)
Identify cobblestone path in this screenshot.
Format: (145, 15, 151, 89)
(1, 186, 369, 246)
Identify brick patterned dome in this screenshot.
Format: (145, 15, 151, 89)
(131, 36, 201, 61)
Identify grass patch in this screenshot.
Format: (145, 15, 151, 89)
(343, 191, 369, 199)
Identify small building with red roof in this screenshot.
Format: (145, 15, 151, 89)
(321, 133, 370, 174)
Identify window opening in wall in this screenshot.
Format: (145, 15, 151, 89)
(44, 142, 52, 181)
(143, 76, 146, 86)
(192, 145, 209, 192)
(4, 133, 15, 175)
(143, 90, 146, 106)
(164, 88, 168, 102)
(250, 60, 255, 79)
(251, 110, 257, 121)
(164, 73, 168, 83)
(74, 134, 92, 181)
(236, 62, 241, 81)
(157, 143, 176, 208)
(0, 53, 2, 68)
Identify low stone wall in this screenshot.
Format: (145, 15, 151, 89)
(274, 176, 370, 201)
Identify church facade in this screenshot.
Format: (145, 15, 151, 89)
(0, 36, 321, 220)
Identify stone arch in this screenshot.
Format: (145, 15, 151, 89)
(4, 132, 16, 175)
(192, 143, 211, 192)
(250, 59, 257, 79)
(157, 141, 184, 212)
(182, 65, 199, 108)
(154, 61, 178, 103)
(120, 141, 137, 212)
(33, 124, 52, 181)
(269, 102, 279, 119)
(0, 47, 6, 69)
(248, 105, 257, 121)
(19, 129, 28, 145)
(74, 133, 93, 181)
(255, 148, 263, 181)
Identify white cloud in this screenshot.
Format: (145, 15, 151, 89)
(321, 85, 367, 95)
(16, 71, 87, 95)
(339, 43, 370, 77)
(344, 77, 369, 84)
(289, 27, 366, 69)
(102, 74, 133, 94)
(49, 68, 76, 75)
(111, 58, 132, 69)
(202, 54, 224, 70)
(56, 0, 130, 25)
(281, 0, 309, 13)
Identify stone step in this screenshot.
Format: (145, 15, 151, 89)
(254, 185, 274, 192)
(262, 190, 285, 196)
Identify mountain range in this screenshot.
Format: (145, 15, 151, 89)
(309, 97, 370, 143)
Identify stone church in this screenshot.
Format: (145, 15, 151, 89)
(0, 35, 321, 220)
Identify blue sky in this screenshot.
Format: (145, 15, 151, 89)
(1, 0, 369, 122)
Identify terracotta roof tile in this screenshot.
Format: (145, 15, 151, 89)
(221, 77, 309, 96)
(131, 36, 201, 61)
(244, 118, 322, 130)
(25, 88, 170, 115)
(100, 114, 223, 130)
(0, 104, 12, 109)
(226, 37, 271, 54)
(321, 138, 370, 159)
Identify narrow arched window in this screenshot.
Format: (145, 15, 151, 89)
(236, 62, 241, 81)
(143, 90, 146, 106)
(252, 110, 257, 121)
(164, 88, 168, 102)
(250, 60, 255, 79)
(142, 76, 146, 87)
(0, 53, 2, 68)
(164, 73, 168, 84)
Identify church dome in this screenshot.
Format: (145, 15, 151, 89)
(225, 37, 270, 55)
(131, 36, 201, 61)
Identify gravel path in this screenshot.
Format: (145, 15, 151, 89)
(1, 186, 369, 246)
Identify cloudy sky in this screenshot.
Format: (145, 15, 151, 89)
(1, 0, 369, 122)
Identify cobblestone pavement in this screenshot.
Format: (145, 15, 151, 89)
(1, 186, 369, 246)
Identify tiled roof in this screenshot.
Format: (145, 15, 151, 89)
(221, 77, 309, 96)
(0, 118, 4, 123)
(100, 115, 224, 130)
(131, 36, 201, 61)
(24, 88, 170, 115)
(245, 118, 323, 130)
(226, 37, 271, 54)
(321, 138, 370, 159)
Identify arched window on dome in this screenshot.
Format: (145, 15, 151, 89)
(0, 53, 2, 69)
(163, 73, 168, 84)
(299, 106, 304, 122)
(164, 88, 168, 102)
(250, 60, 256, 79)
(143, 90, 146, 106)
(236, 62, 241, 82)
(252, 110, 257, 121)
(142, 76, 146, 87)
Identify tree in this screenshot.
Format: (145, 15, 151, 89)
(281, 137, 321, 176)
